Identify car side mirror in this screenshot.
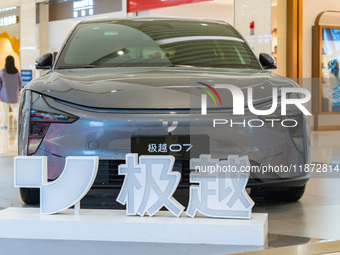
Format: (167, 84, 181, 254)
(35, 53, 53, 70)
(259, 53, 277, 69)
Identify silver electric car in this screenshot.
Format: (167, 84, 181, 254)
(18, 17, 310, 205)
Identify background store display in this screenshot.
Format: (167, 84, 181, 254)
(321, 27, 340, 113)
(21, 70, 32, 87)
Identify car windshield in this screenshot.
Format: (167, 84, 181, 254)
(55, 19, 261, 70)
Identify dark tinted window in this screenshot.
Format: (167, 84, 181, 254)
(55, 19, 261, 69)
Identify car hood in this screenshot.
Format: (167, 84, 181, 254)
(27, 67, 298, 109)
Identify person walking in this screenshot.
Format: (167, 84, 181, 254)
(0, 55, 22, 129)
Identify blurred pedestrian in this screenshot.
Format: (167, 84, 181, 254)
(0, 55, 22, 129)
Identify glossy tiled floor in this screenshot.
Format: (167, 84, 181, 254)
(312, 131, 340, 165)
(1, 116, 340, 254)
(0, 114, 17, 158)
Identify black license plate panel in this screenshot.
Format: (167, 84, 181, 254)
(131, 135, 209, 160)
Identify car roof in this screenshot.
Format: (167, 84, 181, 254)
(78, 16, 230, 26)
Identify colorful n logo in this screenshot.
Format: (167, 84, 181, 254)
(196, 82, 223, 115)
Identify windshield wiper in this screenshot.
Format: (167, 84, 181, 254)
(56, 65, 95, 69)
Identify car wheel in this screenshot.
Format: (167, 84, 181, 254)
(20, 188, 40, 205)
(251, 185, 306, 202)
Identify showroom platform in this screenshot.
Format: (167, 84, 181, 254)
(0, 208, 267, 245)
(1, 120, 340, 254)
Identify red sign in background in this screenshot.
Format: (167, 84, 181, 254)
(127, 0, 213, 13)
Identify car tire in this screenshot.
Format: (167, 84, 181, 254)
(20, 188, 40, 205)
(251, 185, 306, 202)
(263, 185, 306, 202)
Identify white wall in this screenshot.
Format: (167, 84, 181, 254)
(0, 23, 20, 39)
(303, 0, 340, 126)
(234, 0, 272, 56)
(271, 3, 277, 53)
(150, 1, 234, 25)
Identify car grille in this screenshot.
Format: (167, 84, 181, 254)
(93, 160, 191, 188)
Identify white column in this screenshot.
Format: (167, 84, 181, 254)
(276, 0, 287, 77)
(39, 2, 49, 55)
(20, 1, 39, 71)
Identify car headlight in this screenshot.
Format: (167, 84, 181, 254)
(258, 102, 310, 163)
(27, 91, 78, 155)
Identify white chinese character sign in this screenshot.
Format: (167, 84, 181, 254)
(187, 155, 254, 219)
(117, 154, 254, 219)
(116, 154, 185, 217)
(13, 154, 254, 219)
(14, 156, 99, 215)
